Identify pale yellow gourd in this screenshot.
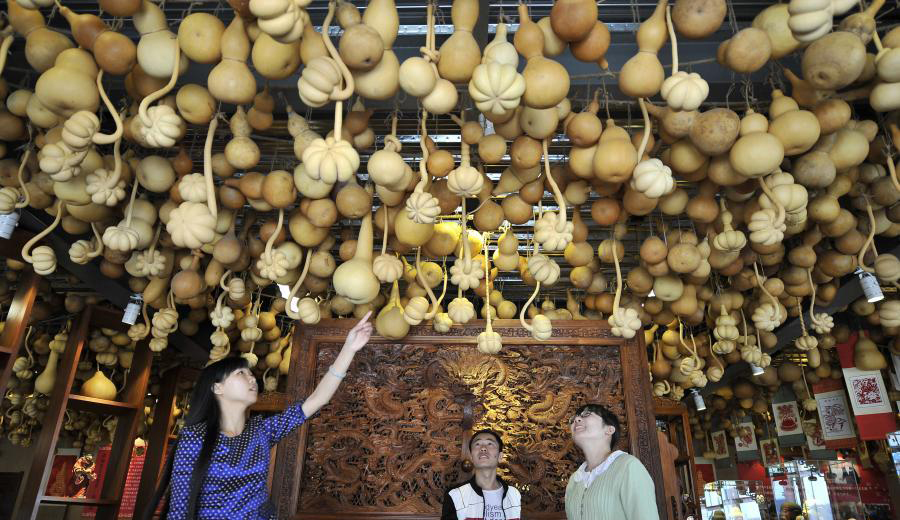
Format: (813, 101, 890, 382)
(208, 17, 256, 105)
(333, 193, 380, 305)
(353, 0, 400, 100)
(438, 0, 481, 83)
(515, 3, 570, 109)
(618, 0, 668, 98)
(81, 370, 117, 400)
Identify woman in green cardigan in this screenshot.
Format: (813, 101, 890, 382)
(564, 404, 660, 520)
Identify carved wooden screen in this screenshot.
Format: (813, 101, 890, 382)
(272, 319, 663, 520)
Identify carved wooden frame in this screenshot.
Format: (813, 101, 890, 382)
(272, 319, 663, 519)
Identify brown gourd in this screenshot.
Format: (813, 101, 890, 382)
(59, 5, 136, 76)
(438, 0, 481, 83)
(515, 3, 570, 109)
(208, 16, 256, 105)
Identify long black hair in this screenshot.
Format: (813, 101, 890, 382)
(142, 357, 250, 520)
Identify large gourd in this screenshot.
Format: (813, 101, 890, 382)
(208, 17, 256, 105)
(618, 0, 668, 98)
(438, 0, 482, 83)
(35, 49, 100, 118)
(133, 0, 187, 79)
(81, 370, 117, 400)
(7, 0, 74, 73)
(353, 0, 400, 100)
(549, 0, 597, 43)
(515, 2, 570, 109)
(59, 5, 136, 76)
(333, 201, 380, 305)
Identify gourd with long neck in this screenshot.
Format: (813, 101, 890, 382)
(59, 3, 136, 76)
(438, 0, 481, 83)
(352, 0, 400, 100)
(208, 16, 257, 105)
(333, 187, 380, 304)
(133, 0, 186, 79)
(515, 2, 569, 110)
(618, 0, 668, 98)
(8, 0, 74, 73)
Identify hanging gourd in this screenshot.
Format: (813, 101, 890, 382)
(367, 114, 407, 191)
(247, 88, 275, 131)
(58, 4, 136, 76)
(477, 251, 502, 355)
(533, 139, 573, 251)
(801, 21, 867, 91)
(787, 0, 857, 43)
(729, 109, 785, 178)
(672, 0, 726, 39)
(300, 2, 359, 184)
(630, 99, 675, 199)
(438, 0, 481, 83)
(249, 0, 309, 43)
(515, 2, 570, 110)
(7, 0, 74, 73)
(520, 242, 552, 340)
(752, 4, 800, 59)
(21, 200, 64, 275)
(619, 0, 668, 99)
(469, 27, 526, 117)
(178, 12, 225, 64)
(208, 16, 257, 105)
(352, 0, 400, 100)
(717, 28, 771, 73)
(399, 3, 439, 98)
(35, 48, 100, 118)
(133, 0, 187, 79)
(447, 115, 485, 198)
(660, 7, 708, 112)
(608, 235, 641, 339)
(333, 186, 380, 305)
(167, 117, 219, 249)
(405, 110, 441, 225)
(592, 119, 638, 183)
(373, 209, 403, 283)
(450, 201, 484, 291)
(225, 107, 260, 170)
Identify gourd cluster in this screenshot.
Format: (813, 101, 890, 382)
(0, 0, 897, 418)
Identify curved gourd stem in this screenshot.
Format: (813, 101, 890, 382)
(414, 247, 440, 319)
(203, 115, 219, 219)
(124, 174, 140, 227)
(219, 269, 233, 292)
(427, 257, 448, 320)
(885, 151, 900, 193)
(103, 136, 123, 191)
(519, 280, 541, 332)
(752, 262, 780, 317)
(0, 30, 14, 76)
(611, 235, 623, 315)
(285, 251, 312, 320)
(415, 109, 431, 193)
(758, 177, 785, 225)
(138, 43, 181, 126)
(15, 148, 31, 209)
(665, 5, 678, 73)
(484, 233, 493, 333)
(93, 70, 123, 145)
(264, 209, 284, 258)
(147, 223, 161, 256)
(739, 308, 749, 346)
(321, 0, 355, 100)
(460, 196, 471, 264)
(542, 138, 567, 230)
(857, 198, 877, 272)
(380, 206, 390, 255)
(22, 199, 64, 263)
(88, 223, 103, 258)
(872, 22, 885, 53)
(806, 267, 819, 318)
(636, 98, 651, 161)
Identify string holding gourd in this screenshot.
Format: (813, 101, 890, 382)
(532, 138, 573, 251)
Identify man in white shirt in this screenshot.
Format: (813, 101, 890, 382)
(441, 429, 523, 520)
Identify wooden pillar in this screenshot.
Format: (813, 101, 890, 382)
(133, 366, 197, 518)
(0, 268, 40, 396)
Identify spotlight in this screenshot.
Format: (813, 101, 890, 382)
(122, 294, 143, 325)
(856, 267, 884, 303)
(0, 211, 19, 239)
(691, 389, 706, 411)
(751, 363, 765, 376)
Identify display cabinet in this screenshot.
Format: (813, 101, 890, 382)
(700, 480, 768, 520)
(767, 460, 864, 520)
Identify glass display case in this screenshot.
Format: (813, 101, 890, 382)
(766, 460, 864, 520)
(888, 430, 900, 477)
(700, 480, 769, 520)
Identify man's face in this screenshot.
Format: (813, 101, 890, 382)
(469, 433, 502, 470)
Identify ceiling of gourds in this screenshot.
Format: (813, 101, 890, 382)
(2, 0, 900, 413)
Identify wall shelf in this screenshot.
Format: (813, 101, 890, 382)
(67, 394, 141, 415)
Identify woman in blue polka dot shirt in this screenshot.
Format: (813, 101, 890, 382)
(143, 312, 374, 520)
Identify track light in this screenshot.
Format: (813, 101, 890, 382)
(691, 389, 706, 411)
(0, 211, 19, 239)
(122, 294, 142, 325)
(855, 267, 883, 303)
